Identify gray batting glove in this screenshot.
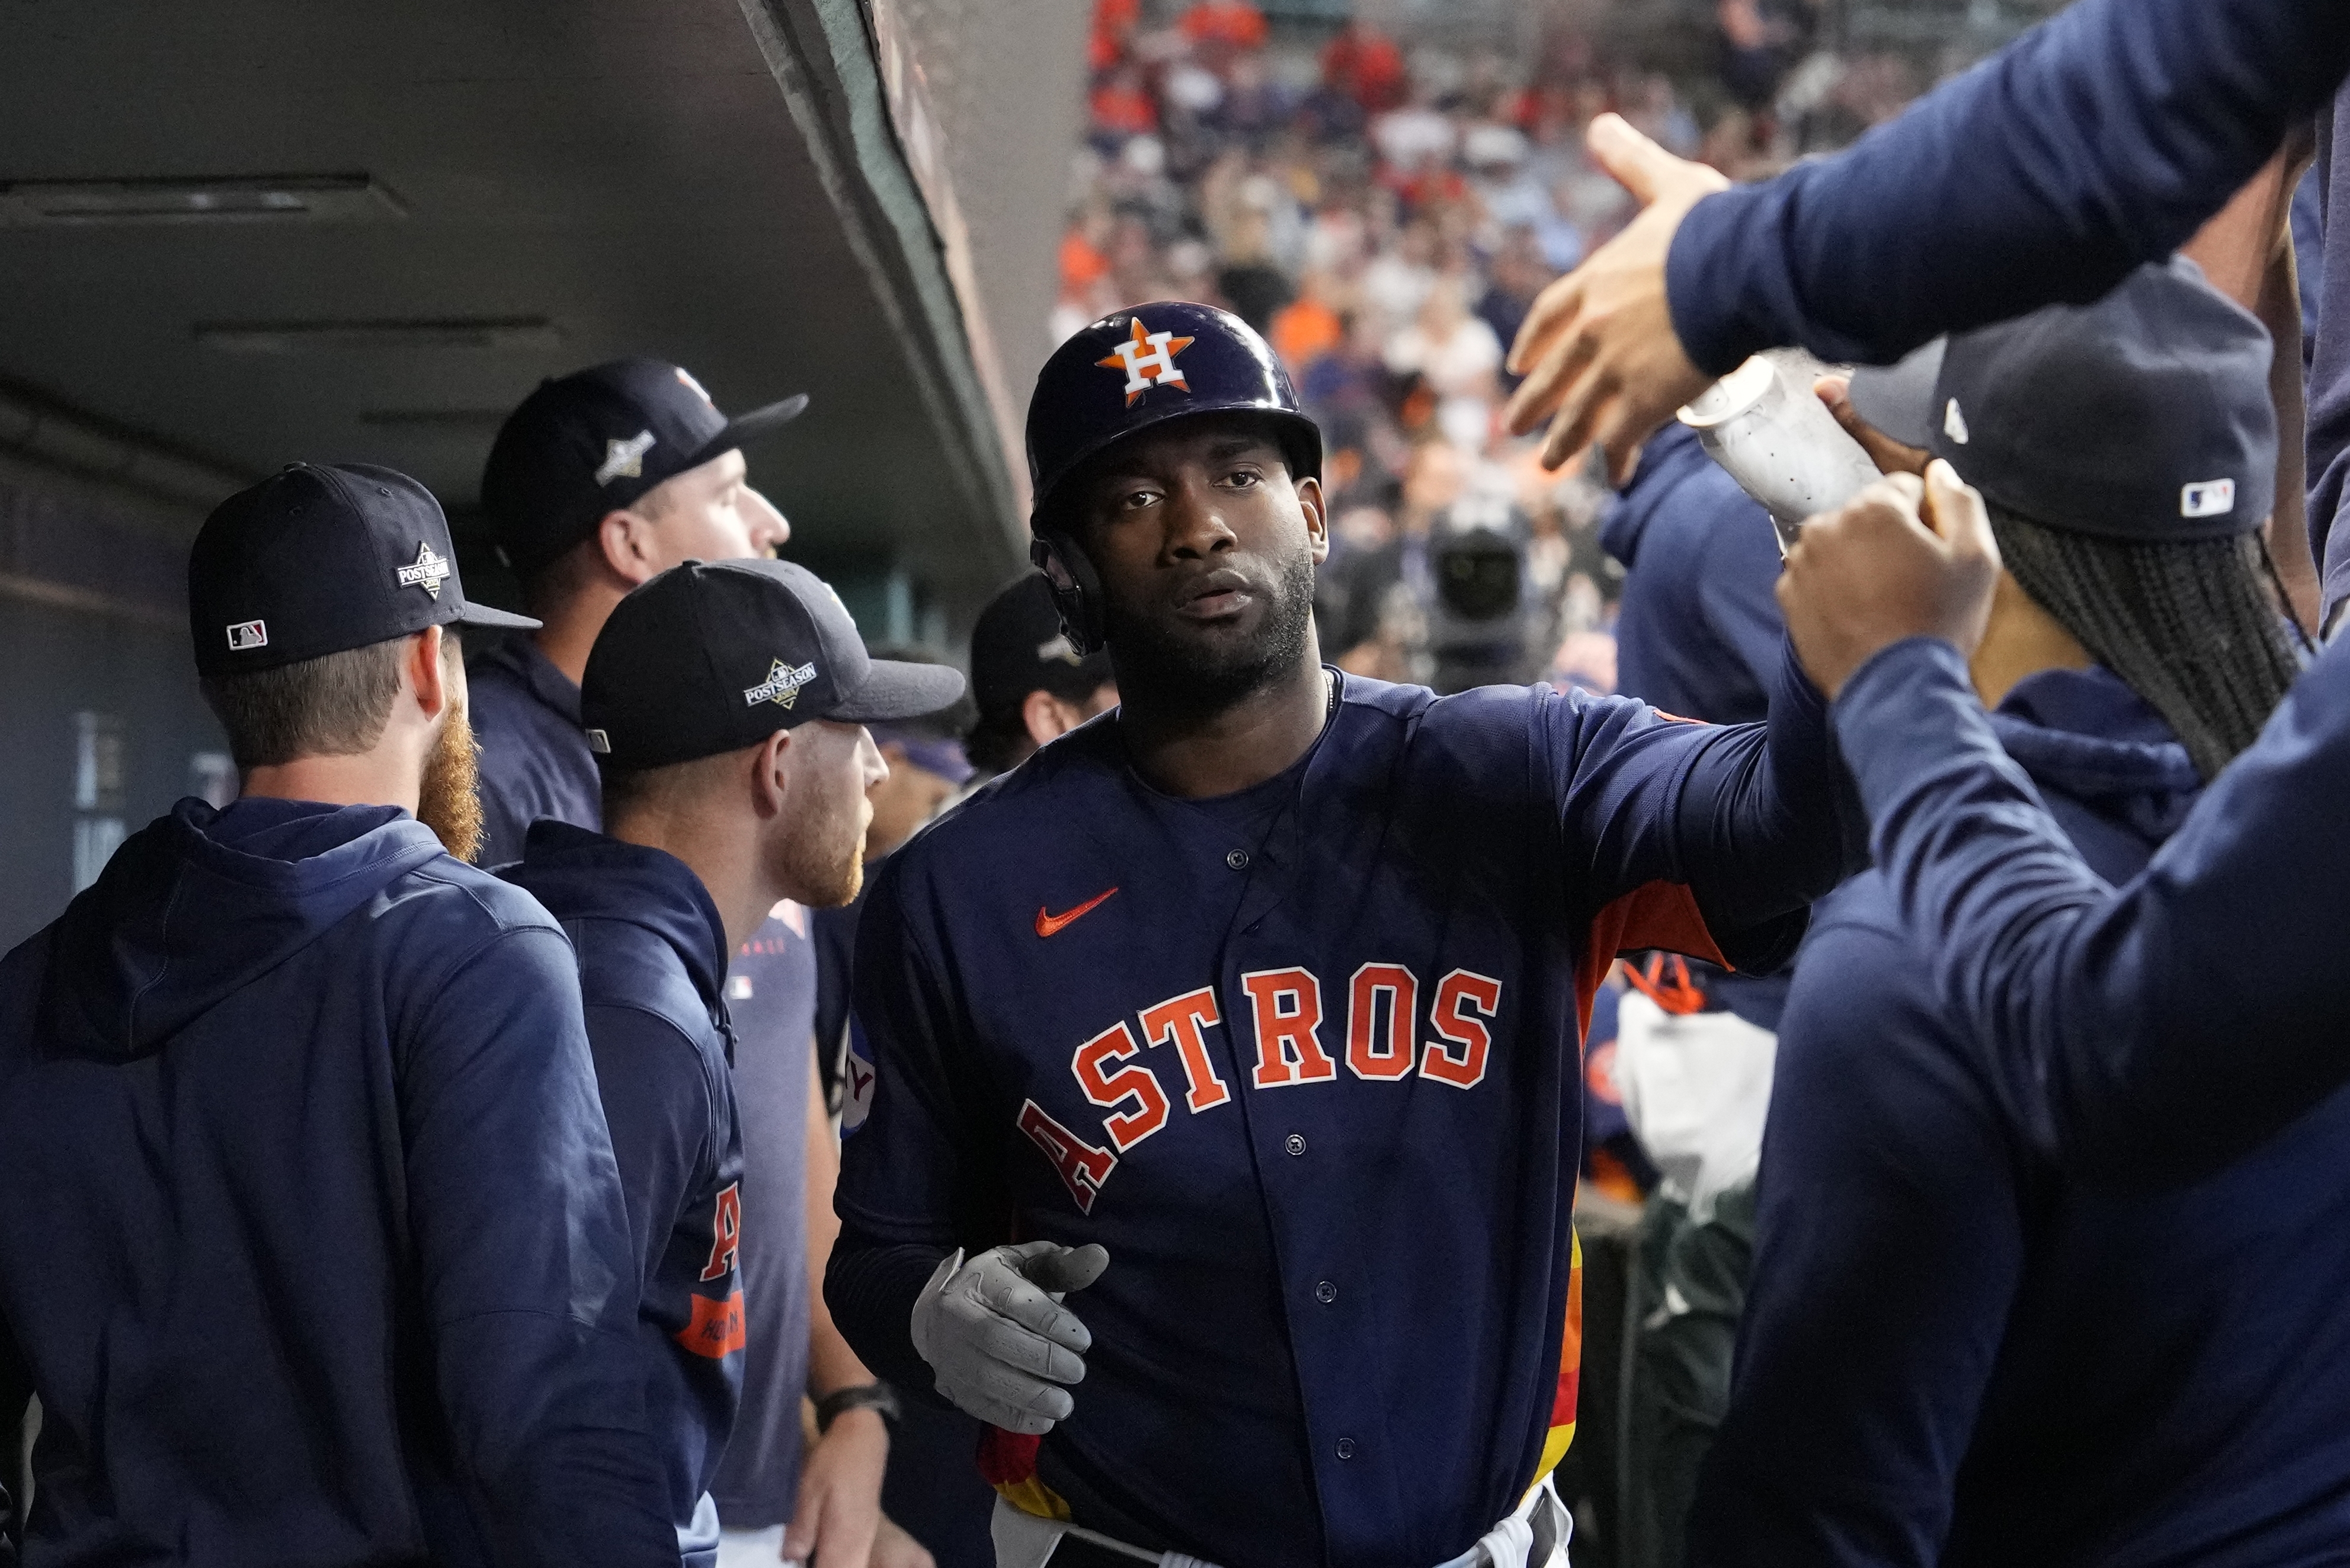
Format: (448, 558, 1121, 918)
(909, 1240, 1110, 1435)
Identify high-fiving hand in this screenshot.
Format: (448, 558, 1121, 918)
(1776, 460, 2002, 699)
(910, 1241, 1110, 1435)
(1504, 113, 1727, 481)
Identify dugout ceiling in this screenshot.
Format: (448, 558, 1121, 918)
(0, 0, 1064, 624)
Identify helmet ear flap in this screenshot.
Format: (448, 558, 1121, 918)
(1030, 533, 1106, 656)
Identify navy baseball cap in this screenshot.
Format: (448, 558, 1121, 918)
(190, 463, 537, 679)
(582, 558, 967, 770)
(1848, 260, 2275, 540)
(1027, 302, 1320, 528)
(481, 358, 808, 574)
(969, 573, 1114, 719)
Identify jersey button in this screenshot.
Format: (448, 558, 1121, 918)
(1225, 849, 1250, 870)
(1315, 1279, 1337, 1304)
(1284, 1133, 1306, 1157)
(1336, 1437, 1357, 1460)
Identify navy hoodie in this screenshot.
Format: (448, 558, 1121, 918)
(1601, 421, 1792, 1029)
(1694, 667, 2350, 1566)
(501, 823, 747, 1567)
(0, 796, 675, 1568)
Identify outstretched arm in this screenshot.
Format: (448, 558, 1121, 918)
(1778, 463, 2350, 1177)
(1552, 628, 1864, 975)
(1506, 0, 2350, 474)
(1838, 634, 2350, 1178)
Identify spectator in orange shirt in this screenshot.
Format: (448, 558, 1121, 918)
(1321, 20, 1407, 114)
(1088, 65, 1158, 140)
(1269, 273, 1346, 373)
(1087, 0, 1138, 73)
(1180, 0, 1267, 55)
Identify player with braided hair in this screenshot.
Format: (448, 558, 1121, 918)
(1980, 505, 2300, 780)
(1692, 260, 2350, 1566)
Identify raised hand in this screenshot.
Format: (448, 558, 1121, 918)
(1776, 461, 2002, 699)
(1504, 114, 1727, 482)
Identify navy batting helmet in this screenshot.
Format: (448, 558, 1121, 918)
(1025, 302, 1322, 652)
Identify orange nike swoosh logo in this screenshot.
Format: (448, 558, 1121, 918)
(1036, 887, 1119, 937)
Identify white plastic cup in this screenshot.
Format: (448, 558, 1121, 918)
(1676, 357, 1884, 554)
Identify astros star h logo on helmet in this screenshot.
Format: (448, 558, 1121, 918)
(395, 542, 452, 600)
(1097, 316, 1195, 407)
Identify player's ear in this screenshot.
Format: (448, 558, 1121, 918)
(751, 728, 793, 819)
(1295, 474, 1329, 565)
(1023, 688, 1077, 747)
(597, 507, 660, 587)
(405, 626, 452, 722)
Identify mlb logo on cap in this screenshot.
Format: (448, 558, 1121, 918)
(188, 463, 538, 678)
(2182, 478, 2236, 519)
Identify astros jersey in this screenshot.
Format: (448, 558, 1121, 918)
(836, 661, 1849, 1568)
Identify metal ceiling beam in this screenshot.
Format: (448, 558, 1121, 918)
(732, 0, 1030, 574)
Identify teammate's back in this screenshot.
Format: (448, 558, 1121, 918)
(0, 462, 675, 1568)
(0, 801, 670, 1568)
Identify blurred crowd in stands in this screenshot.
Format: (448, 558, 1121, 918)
(1054, 0, 1938, 702)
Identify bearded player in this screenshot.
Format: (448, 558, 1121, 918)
(826, 303, 1858, 1568)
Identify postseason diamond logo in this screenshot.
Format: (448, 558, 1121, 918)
(744, 658, 817, 709)
(395, 542, 452, 600)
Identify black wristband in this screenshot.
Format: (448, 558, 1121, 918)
(815, 1381, 900, 1433)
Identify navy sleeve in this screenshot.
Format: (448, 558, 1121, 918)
(828, 860, 1005, 1390)
(1551, 639, 1859, 969)
(823, 1227, 952, 1410)
(401, 927, 677, 1568)
(584, 1003, 713, 1288)
(1690, 906, 2022, 1568)
(1666, 0, 2350, 374)
(1833, 636, 2350, 1179)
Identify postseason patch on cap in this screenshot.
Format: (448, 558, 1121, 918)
(226, 619, 268, 651)
(595, 429, 657, 487)
(2182, 478, 2236, 519)
(396, 542, 452, 600)
(744, 658, 818, 709)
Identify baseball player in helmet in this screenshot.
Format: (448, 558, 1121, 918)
(827, 302, 1861, 1568)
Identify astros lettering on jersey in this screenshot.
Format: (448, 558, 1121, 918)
(837, 663, 1848, 1567)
